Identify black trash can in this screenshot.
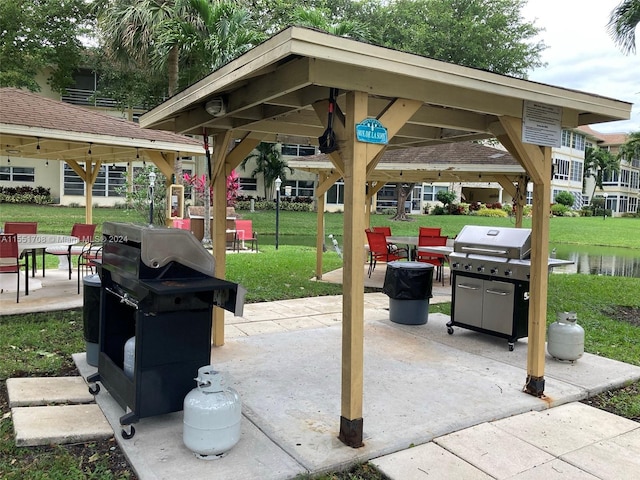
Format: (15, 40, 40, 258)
(83, 273, 101, 366)
(383, 261, 434, 325)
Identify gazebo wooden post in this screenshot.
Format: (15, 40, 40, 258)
(497, 116, 552, 396)
(339, 90, 368, 448)
(316, 173, 327, 280)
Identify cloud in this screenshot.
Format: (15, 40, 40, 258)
(523, 0, 639, 133)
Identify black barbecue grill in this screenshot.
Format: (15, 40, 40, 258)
(447, 225, 571, 350)
(87, 222, 245, 439)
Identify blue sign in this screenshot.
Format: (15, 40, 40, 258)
(356, 118, 388, 145)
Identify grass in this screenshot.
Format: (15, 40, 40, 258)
(0, 204, 639, 479)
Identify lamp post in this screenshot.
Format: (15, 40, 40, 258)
(602, 193, 607, 220)
(275, 176, 282, 250)
(148, 170, 156, 226)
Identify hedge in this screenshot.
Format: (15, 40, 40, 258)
(0, 186, 53, 204)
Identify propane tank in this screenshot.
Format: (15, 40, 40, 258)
(183, 366, 241, 459)
(547, 312, 584, 361)
(123, 336, 135, 380)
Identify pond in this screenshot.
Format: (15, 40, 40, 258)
(550, 244, 640, 279)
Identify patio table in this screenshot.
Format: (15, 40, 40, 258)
(386, 235, 419, 260)
(17, 234, 78, 294)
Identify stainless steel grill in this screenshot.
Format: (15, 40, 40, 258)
(447, 225, 571, 350)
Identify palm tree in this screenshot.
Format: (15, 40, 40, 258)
(290, 7, 371, 41)
(607, 0, 640, 54)
(241, 143, 294, 199)
(618, 131, 640, 162)
(584, 146, 620, 200)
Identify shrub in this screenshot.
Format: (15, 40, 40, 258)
(432, 205, 447, 215)
(475, 207, 508, 217)
(551, 204, 569, 216)
(0, 185, 52, 204)
(554, 191, 575, 207)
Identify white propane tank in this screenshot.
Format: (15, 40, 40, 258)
(124, 336, 135, 380)
(183, 366, 241, 459)
(547, 312, 584, 361)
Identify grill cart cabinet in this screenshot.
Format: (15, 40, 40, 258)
(87, 222, 245, 439)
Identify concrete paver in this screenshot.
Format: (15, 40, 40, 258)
(7, 376, 95, 407)
(12, 404, 112, 447)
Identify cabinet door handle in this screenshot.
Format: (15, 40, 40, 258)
(485, 289, 510, 296)
(457, 284, 480, 290)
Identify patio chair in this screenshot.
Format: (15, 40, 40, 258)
(416, 235, 448, 285)
(77, 242, 103, 294)
(234, 219, 258, 252)
(4, 222, 40, 277)
(45, 223, 97, 280)
(0, 233, 28, 302)
(365, 229, 408, 277)
(418, 226, 441, 237)
(373, 226, 392, 236)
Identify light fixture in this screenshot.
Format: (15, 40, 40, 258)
(7, 156, 10, 164)
(45, 160, 49, 167)
(36, 138, 40, 150)
(438, 171, 441, 177)
(136, 147, 140, 159)
(88, 143, 92, 155)
(205, 97, 226, 117)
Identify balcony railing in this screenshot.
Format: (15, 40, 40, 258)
(61, 88, 119, 108)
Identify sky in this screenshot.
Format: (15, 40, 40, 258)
(521, 0, 640, 134)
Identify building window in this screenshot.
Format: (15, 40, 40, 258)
(553, 158, 570, 180)
(570, 161, 583, 182)
(283, 179, 314, 197)
(281, 144, 316, 156)
(603, 170, 619, 185)
(631, 171, 639, 190)
(239, 177, 257, 192)
(620, 169, 630, 187)
(422, 184, 448, 201)
(526, 191, 533, 205)
(571, 133, 585, 151)
(629, 197, 638, 213)
(619, 195, 628, 213)
(561, 130, 571, 147)
(0, 166, 35, 182)
(326, 180, 344, 205)
(64, 164, 125, 197)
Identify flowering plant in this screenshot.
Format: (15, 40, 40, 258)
(183, 170, 241, 207)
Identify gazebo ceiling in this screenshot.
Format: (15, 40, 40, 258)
(140, 27, 631, 148)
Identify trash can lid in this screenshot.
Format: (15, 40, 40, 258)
(387, 261, 434, 270)
(83, 273, 101, 286)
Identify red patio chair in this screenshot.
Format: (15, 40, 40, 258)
(0, 233, 28, 302)
(418, 226, 441, 237)
(365, 229, 407, 277)
(234, 219, 258, 252)
(4, 222, 40, 277)
(46, 223, 97, 280)
(416, 235, 448, 285)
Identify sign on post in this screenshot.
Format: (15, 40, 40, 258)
(356, 118, 388, 145)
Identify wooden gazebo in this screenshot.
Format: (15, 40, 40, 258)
(139, 27, 631, 447)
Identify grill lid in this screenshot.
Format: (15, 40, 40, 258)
(103, 222, 215, 276)
(454, 225, 531, 259)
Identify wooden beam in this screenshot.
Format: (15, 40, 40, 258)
(315, 170, 342, 198)
(495, 175, 517, 198)
(339, 90, 368, 448)
(525, 146, 552, 396)
(316, 173, 327, 280)
(225, 133, 264, 172)
(495, 117, 545, 184)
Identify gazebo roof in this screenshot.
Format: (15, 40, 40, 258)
(289, 141, 524, 183)
(0, 87, 203, 163)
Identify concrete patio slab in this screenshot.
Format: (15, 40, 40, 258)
(435, 422, 557, 479)
(12, 404, 112, 447)
(7, 376, 95, 407)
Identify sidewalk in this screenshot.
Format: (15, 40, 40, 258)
(4, 265, 640, 479)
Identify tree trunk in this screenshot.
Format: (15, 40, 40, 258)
(167, 46, 179, 97)
(390, 182, 415, 221)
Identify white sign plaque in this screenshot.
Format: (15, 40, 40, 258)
(522, 101, 562, 147)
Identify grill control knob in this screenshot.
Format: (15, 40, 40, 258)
(504, 270, 512, 277)
(477, 266, 485, 273)
(452, 262, 460, 269)
(464, 264, 472, 271)
(490, 268, 498, 275)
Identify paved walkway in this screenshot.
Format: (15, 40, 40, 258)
(4, 264, 640, 479)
